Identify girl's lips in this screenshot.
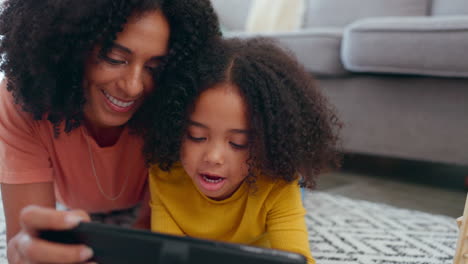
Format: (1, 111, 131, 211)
(197, 173, 226, 192)
(101, 90, 137, 113)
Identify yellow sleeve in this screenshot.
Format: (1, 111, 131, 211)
(266, 182, 315, 264)
(149, 166, 185, 236)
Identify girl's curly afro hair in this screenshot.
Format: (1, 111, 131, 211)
(0, 0, 221, 133)
(142, 37, 342, 189)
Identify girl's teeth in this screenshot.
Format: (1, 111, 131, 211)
(203, 175, 223, 183)
(104, 91, 135, 108)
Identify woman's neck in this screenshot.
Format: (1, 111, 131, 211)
(83, 120, 125, 147)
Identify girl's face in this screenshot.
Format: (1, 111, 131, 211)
(83, 9, 170, 131)
(181, 83, 250, 201)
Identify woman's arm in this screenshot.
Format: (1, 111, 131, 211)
(2, 183, 94, 263)
(133, 187, 151, 230)
(2, 182, 56, 241)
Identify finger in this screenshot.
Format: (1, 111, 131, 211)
(68, 209, 91, 222)
(7, 237, 23, 264)
(17, 232, 94, 263)
(20, 205, 89, 234)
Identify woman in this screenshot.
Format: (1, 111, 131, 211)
(0, 0, 220, 263)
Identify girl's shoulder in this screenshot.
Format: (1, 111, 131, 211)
(255, 173, 301, 198)
(149, 162, 187, 183)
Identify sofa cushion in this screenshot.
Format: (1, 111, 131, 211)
(245, 0, 305, 33)
(225, 28, 347, 76)
(210, 0, 252, 31)
(432, 0, 468, 16)
(341, 16, 468, 77)
(304, 0, 430, 28)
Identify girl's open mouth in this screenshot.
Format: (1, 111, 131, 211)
(198, 173, 226, 192)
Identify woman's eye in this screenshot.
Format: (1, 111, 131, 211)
(187, 134, 206, 142)
(145, 60, 162, 73)
(230, 142, 248, 150)
(145, 65, 158, 73)
(99, 53, 126, 65)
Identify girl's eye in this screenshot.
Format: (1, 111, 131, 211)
(187, 134, 206, 142)
(229, 142, 248, 150)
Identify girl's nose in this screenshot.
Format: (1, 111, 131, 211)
(204, 143, 224, 165)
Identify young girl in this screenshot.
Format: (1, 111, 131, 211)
(143, 38, 342, 264)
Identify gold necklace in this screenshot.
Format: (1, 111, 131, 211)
(81, 127, 129, 201)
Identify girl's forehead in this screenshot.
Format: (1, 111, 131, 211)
(190, 84, 249, 129)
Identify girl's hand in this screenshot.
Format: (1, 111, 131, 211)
(7, 205, 94, 264)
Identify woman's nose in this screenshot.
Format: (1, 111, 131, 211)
(120, 65, 145, 98)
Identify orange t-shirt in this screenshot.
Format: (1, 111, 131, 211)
(0, 82, 148, 213)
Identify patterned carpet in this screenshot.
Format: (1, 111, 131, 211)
(305, 192, 458, 264)
(0, 192, 459, 263)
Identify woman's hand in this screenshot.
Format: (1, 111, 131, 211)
(7, 205, 94, 264)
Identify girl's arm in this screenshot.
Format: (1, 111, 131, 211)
(2, 183, 93, 263)
(150, 197, 185, 236)
(148, 168, 185, 236)
(266, 182, 315, 264)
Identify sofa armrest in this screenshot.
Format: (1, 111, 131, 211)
(225, 28, 348, 76)
(341, 16, 468, 77)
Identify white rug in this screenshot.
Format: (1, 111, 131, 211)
(305, 191, 458, 264)
(0, 192, 458, 263)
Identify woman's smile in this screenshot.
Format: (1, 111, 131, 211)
(102, 90, 137, 113)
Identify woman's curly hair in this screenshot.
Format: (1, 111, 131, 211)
(143, 37, 342, 189)
(0, 0, 221, 133)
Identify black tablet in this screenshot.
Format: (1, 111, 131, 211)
(39, 222, 307, 264)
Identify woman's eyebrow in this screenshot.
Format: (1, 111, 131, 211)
(111, 43, 167, 60)
(111, 43, 132, 54)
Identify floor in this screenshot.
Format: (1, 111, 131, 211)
(314, 154, 468, 218)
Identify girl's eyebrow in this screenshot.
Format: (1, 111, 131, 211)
(187, 120, 207, 128)
(229, 129, 250, 134)
(188, 120, 250, 134)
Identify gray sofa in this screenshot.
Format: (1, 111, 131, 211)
(211, 0, 468, 166)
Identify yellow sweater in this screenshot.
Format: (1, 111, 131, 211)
(149, 164, 315, 264)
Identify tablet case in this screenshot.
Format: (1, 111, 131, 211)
(39, 222, 307, 264)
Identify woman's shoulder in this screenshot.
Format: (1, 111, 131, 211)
(0, 78, 43, 131)
(1, 79, 21, 112)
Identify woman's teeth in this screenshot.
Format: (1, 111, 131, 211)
(103, 91, 135, 108)
(202, 174, 224, 183)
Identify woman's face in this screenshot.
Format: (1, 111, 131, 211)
(83, 9, 170, 130)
